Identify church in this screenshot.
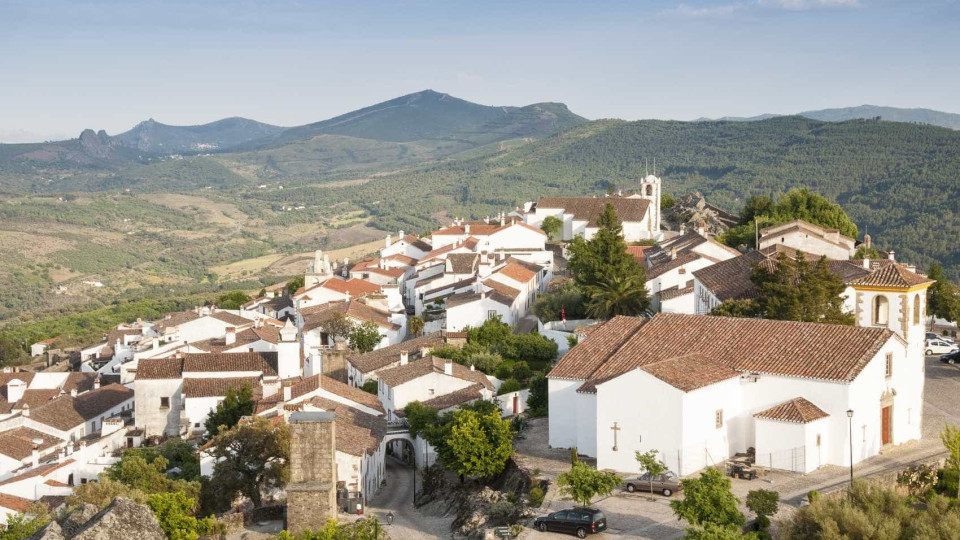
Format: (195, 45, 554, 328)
(524, 175, 663, 242)
(547, 263, 933, 475)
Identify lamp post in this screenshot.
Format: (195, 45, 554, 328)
(847, 409, 855, 490)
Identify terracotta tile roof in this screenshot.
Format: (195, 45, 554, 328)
(534, 197, 650, 226)
(265, 294, 294, 311)
(419, 383, 484, 410)
(446, 290, 514, 308)
(377, 356, 493, 391)
(626, 245, 651, 263)
(754, 397, 829, 423)
(483, 280, 521, 300)
(556, 314, 894, 392)
(290, 396, 386, 456)
(494, 221, 548, 238)
(191, 326, 278, 353)
(383, 253, 418, 266)
(302, 299, 401, 333)
(13, 389, 60, 410)
(0, 493, 34, 512)
(640, 354, 738, 392)
(447, 253, 480, 275)
(182, 377, 261, 399)
(182, 352, 279, 377)
(434, 223, 501, 237)
(290, 374, 384, 413)
(849, 263, 935, 289)
(211, 311, 254, 326)
(135, 357, 185, 380)
(153, 310, 201, 332)
(693, 251, 767, 302)
(548, 317, 649, 380)
(29, 384, 134, 432)
(321, 278, 382, 297)
(646, 251, 703, 280)
(495, 260, 540, 283)
(657, 282, 694, 302)
(424, 277, 478, 298)
(759, 220, 855, 250)
(0, 428, 63, 460)
(347, 332, 446, 374)
(0, 459, 74, 487)
(401, 234, 432, 252)
(418, 243, 459, 265)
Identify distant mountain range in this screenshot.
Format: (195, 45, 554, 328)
(698, 105, 960, 130)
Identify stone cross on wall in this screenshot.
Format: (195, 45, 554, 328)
(611, 422, 621, 452)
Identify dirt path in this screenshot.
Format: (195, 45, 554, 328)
(351, 459, 453, 539)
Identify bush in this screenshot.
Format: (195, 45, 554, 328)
(360, 380, 378, 395)
(498, 378, 522, 396)
(937, 468, 958, 497)
(529, 486, 544, 507)
(488, 500, 521, 525)
(526, 374, 548, 417)
(511, 361, 531, 383)
(495, 363, 514, 380)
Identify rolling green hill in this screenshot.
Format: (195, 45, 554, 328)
(707, 105, 960, 130)
(113, 117, 287, 153)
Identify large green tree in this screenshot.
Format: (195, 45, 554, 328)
(209, 417, 290, 508)
(670, 468, 745, 530)
(584, 273, 650, 319)
(203, 382, 257, 439)
(751, 252, 854, 325)
(722, 188, 859, 249)
(444, 409, 514, 479)
(928, 263, 960, 322)
(349, 321, 383, 353)
(567, 203, 644, 289)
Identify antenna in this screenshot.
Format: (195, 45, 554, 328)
(653, 157, 657, 176)
(644, 158, 648, 176)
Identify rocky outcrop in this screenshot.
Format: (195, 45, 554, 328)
(77, 129, 116, 159)
(28, 498, 165, 540)
(665, 191, 740, 237)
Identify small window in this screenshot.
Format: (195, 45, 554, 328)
(487, 310, 497, 320)
(816, 434, 821, 447)
(80, 478, 88, 485)
(885, 353, 893, 379)
(159, 397, 170, 409)
(194, 423, 200, 428)
(913, 294, 922, 325)
(873, 296, 889, 326)
(715, 409, 724, 428)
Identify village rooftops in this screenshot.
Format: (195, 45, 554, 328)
(419, 383, 485, 411)
(318, 277, 382, 297)
(346, 332, 447, 374)
(533, 197, 651, 226)
(754, 397, 830, 424)
(300, 299, 400, 332)
(482, 280, 522, 300)
(287, 374, 385, 413)
(446, 289, 514, 309)
(0, 427, 62, 461)
(28, 384, 134, 432)
(0, 372, 100, 414)
(135, 357, 185, 380)
(182, 352, 279, 377)
(286, 396, 386, 456)
(550, 314, 895, 393)
(377, 356, 494, 391)
(639, 353, 739, 392)
(848, 263, 935, 289)
(190, 326, 280, 353)
(0, 493, 35, 513)
(495, 258, 542, 283)
(759, 219, 856, 249)
(446, 253, 480, 274)
(182, 377, 262, 399)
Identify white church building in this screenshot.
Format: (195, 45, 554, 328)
(547, 263, 933, 475)
(524, 175, 663, 242)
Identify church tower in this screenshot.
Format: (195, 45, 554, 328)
(277, 319, 302, 380)
(638, 174, 662, 237)
(849, 263, 934, 354)
(304, 250, 333, 288)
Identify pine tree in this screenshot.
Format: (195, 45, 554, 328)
(568, 203, 644, 289)
(928, 263, 960, 322)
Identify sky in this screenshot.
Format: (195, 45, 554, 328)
(1, 0, 958, 142)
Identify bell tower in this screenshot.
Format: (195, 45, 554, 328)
(638, 174, 662, 237)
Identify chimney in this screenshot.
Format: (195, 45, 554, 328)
(420, 346, 430, 357)
(680, 223, 686, 235)
(864, 234, 872, 249)
(399, 230, 405, 239)
(152, 337, 159, 350)
(70, 388, 77, 398)
(697, 222, 706, 237)
(443, 360, 453, 376)
(888, 250, 896, 261)
(94, 375, 101, 390)
(464, 224, 470, 234)
(400, 350, 409, 365)
(670, 248, 678, 260)
(31, 440, 41, 468)
(470, 364, 475, 372)
(21, 404, 29, 417)
(862, 258, 871, 270)
(484, 216, 490, 224)
(283, 385, 292, 402)
(386, 234, 392, 249)
(7, 379, 25, 404)
(225, 327, 236, 346)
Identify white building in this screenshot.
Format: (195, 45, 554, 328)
(548, 266, 931, 476)
(644, 230, 741, 313)
(524, 176, 663, 242)
(758, 220, 857, 260)
(375, 356, 495, 421)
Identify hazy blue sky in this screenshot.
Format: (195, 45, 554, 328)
(1, 0, 958, 142)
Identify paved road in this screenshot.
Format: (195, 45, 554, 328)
(351, 458, 452, 539)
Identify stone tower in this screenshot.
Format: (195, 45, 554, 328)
(305, 250, 333, 289)
(638, 174, 662, 236)
(287, 411, 337, 534)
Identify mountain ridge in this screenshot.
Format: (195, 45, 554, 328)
(697, 104, 960, 130)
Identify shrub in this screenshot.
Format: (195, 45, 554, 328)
(488, 500, 521, 525)
(498, 378, 522, 396)
(529, 486, 544, 507)
(360, 380, 378, 395)
(937, 468, 958, 497)
(511, 361, 532, 383)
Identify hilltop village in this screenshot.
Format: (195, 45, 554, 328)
(2, 175, 956, 539)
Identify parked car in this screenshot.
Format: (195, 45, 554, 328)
(925, 339, 959, 356)
(941, 349, 960, 364)
(623, 471, 682, 496)
(928, 332, 958, 345)
(534, 507, 607, 538)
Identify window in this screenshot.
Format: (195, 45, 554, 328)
(159, 397, 170, 409)
(873, 295, 889, 326)
(914, 294, 922, 325)
(885, 353, 893, 378)
(645, 185, 653, 196)
(816, 434, 821, 447)
(80, 478, 87, 485)
(715, 409, 724, 428)
(194, 423, 200, 428)
(487, 310, 497, 320)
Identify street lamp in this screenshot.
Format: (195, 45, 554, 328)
(846, 409, 855, 489)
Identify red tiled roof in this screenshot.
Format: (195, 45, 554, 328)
(182, 377, 261, 399)
(534, 197, 650, 226)
(548, 317, 649, 380)
(640, 354, 738, 392)
(347, 332, 446, 374)
(434, 223, 501, 237)
(0, 428, 63, 461)
(626, 245, 651, 263)
(289, 374, 384, 413)
(377, 356, 493, 391)
(849, 263, 935, 289)
(321, 278, 382, 297)
(288, 396, 386, 456)
(420, 383, 484, 410)
(0, 459, 75, 487)
(754, 397, 829, 423)
(29, 384, 134, 432)
(182, 352, 278, 377)
(210, 311, 254, 326)
(0, 493, 34, 512)
(495, 261, 539, 283)
(135, 357, 184, 380)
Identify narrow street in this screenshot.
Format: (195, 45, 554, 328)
(355, 458, 453, 539)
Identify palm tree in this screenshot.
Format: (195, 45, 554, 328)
(584, 274, 650, 320)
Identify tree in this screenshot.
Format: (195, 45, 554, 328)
(928, 263, 960, 322)
(147, 491, 220, 540)
(556, 462, 620, 506)
(209, 417, 290, 508)
(444, 409, 514, 479)
(941, 423, 960, 498)
(584, 272, 650, 320)
(532, 281, 587, 322)
(541, 215, 563, 241)
(526, 374, 548, 417)
(723, 189, 858, 249)
(745, 489, 779, 531)
(360, 380, 378, 395)
(349, 321, 383, 353)
(105, 454, 199, 500)
(635, 450, 667, 496)
(710, 299, 760, 318)
(68, 477, 148, 509)
(567, 203, 644, 289)
(670, 468, 745, 529)
(497, 378, 522, 395)
(286, 276, 305, 295)
(684, 523, 756, 540)
(661, 193, 676, 209)
(0, 503, 51, 540)
(215, 291, 251, 310)
(203, 382, 256, 439)
(403, 401, 440, 439)
(124, 439, 201, 481)
(408, 316, 425, 337)
(752, 253, 855, 325)
(322, 311, 355, 341)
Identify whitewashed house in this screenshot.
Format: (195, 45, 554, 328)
(758, 220, 857, 260)
(375, 356, 494, 421)
(644, 230, 740, 313)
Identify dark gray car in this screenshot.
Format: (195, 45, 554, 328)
(623, 471, 682, 496)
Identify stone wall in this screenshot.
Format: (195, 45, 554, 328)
(287, 411, 338, 535)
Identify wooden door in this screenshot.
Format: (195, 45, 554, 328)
(513, 396, 518, 415)
(881, 406, 892, 445)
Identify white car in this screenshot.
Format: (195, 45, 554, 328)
(925, 339, 959, 356)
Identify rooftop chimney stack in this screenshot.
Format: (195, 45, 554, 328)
(443, 360, 453, 376)
(94, 376, 101, 390)
(225, 327, 236, 346)
(888, 250, 896, 261)
(385, 234, 392, 249)
(283, 385, 292, 402)
(400, 350, 409, 365)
